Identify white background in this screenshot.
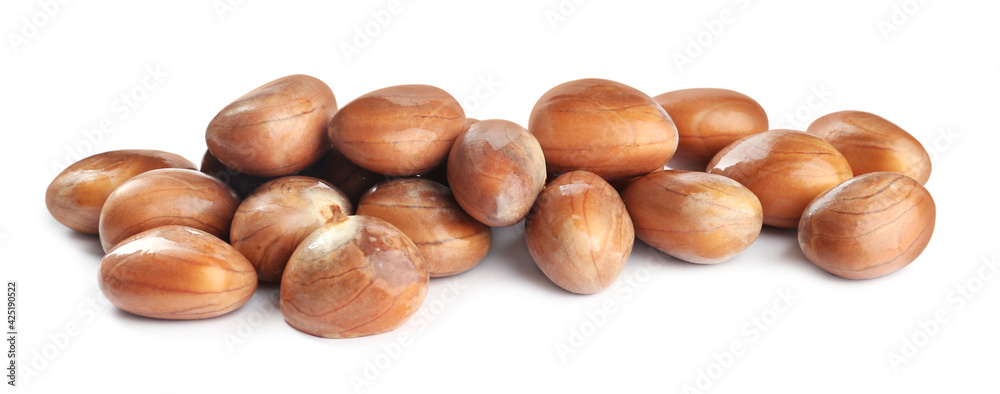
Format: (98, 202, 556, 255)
(2, 1, 998, 393)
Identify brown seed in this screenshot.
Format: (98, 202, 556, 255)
(653, 88, 768, 163)
(528, 78, 678, 180)
(45, 150, 196, 234)
(798, 172, 936, 279)
(99, 168, 241, 252)
(206, 74, 336, 177)
(807, 110, 932, 185)
(328, 84, 466, 176)
(199, 149, 272, 198)
(463, 117, 480, 131)
(357, 178, 492, 277)
(230, 176, 352, 283)
(707, 130, 853, 228)
(301, 147, 388, 206)
(447, 119, 547, 227)
(99, 225, 257, 319)
(622, 170, 763, 264)
(280, 216, 429, 338)
(525, 171, 634, 294)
